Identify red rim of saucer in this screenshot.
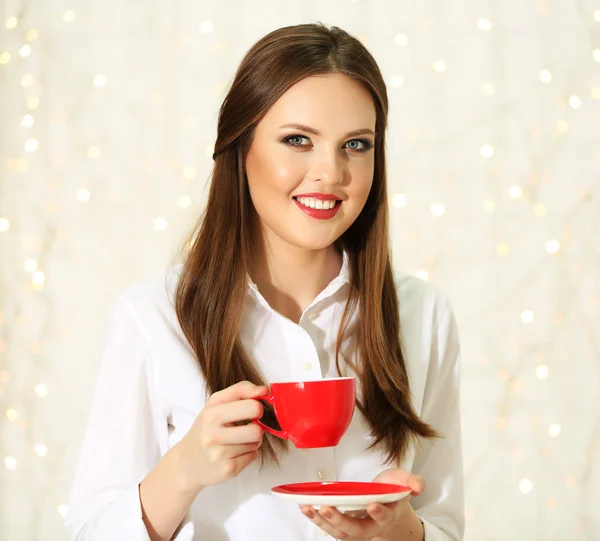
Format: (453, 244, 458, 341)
(271, 481, 411, 496)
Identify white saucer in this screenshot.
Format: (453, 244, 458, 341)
(271, 481, 411, 512)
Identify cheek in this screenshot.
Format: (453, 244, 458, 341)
(247, 146, 303, 198)
(348, 161, 375, 201)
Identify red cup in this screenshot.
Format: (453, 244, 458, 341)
(253, 377, 356, 448)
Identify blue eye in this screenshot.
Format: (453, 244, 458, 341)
(284, 135, 311, 147)
(345, 139, 372, 152)
(282, 135, 373, 153)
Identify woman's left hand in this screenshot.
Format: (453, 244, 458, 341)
(299, 469, 425, 540)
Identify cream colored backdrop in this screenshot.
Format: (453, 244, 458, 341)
(1, 1, 599, 540)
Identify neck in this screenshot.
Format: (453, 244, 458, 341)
(249, 230, 343, 323)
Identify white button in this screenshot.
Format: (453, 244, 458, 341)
(318, 469, 328, 480)
(301, 362, 313, 371)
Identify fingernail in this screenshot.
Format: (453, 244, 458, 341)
(321, 509, 332, 519)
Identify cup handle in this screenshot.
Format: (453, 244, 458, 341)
(253, 393, 288, 440)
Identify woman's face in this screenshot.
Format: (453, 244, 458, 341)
(245, 73, 376, 253)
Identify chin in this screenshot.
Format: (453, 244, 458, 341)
(288, 233, 342, 252)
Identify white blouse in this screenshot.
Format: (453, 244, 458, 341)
(66, 253, 464, 541)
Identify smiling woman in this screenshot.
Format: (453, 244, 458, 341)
(66, 22, 464, 541)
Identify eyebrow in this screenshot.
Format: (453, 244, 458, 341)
(277, 123, 376, 138)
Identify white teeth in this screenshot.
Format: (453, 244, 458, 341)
(296, 197, 337, 210)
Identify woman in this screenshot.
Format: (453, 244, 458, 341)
(66, 23, 464, 541)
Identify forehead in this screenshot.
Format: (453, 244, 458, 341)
(258, 73, 376, 133)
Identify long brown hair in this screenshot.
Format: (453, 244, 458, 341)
(174, 23, 438, 466)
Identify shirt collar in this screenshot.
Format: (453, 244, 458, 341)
(246, 249, 351, 300)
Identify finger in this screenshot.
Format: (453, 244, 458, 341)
(409, 474, 425, 495)
(366, 502, 398, 528)
(208, 381, 269, 405)
(344, 509, 369, 519)
(211, 442, 261, 461)
(218, 423, 264, 445)
(206, 399, 264, 425)
(317, 505, 379, 538)
(300, 506, 349, 539)
(373, 469, 425, 495)
(228, 448, 259, 476)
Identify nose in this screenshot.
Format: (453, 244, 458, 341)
(309, 147, 346, 186)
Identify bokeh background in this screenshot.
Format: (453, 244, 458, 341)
(1, 0, 600, 540)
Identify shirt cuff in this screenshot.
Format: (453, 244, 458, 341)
(67, 485, 194, 541)
(419, 516, 456, 541)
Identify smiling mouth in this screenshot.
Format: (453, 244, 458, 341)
(292, 196, 342, 210)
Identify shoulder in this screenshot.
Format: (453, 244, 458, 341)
(115, 263, 185, 337)
(393, 271, 454, 329)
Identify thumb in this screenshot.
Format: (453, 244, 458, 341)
(372, 468, 425, 496)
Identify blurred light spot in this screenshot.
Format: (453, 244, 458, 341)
(481, 144, 494, 158)
(199, 21, 213, 33)
(549, 424, 561, 437)
(392, 193, 406, 208)
(154, 217, 168, 231)
(25, 139, 39, 152)
(390, 75, 404, 88)
(32, 271, 45, 285)
(430, 203, 445, 217)
(24, 259, 37, 272)
(19, 45, 32, 57)
(481, 82, 495, 95)
(177, 195, 191, 209)
(483, 199, 495, 213)
(34, 444, 47, 457)
(93, 74, 107, 88)
(519, 479, 533, 493)
(21, 74, 34, 87)
(22, 115, 35, 129)
(77, 189, 91, 202)
(477, 18, 492, 31)
(183, 166, 197, 180)
(26, 29, 38, 42)
(87, 146, 100, 159)
(508, 185, 522, 199)
(5, 457, 17, 470)
(0, 52, 10, 64)
(540, 69, 552, 83)
(433, 60, 447, 73)
(6, 409, 18, 422)
(57, 505, 68, 518)
(62, 10, 76, 22)
(27, 97, 40, 109)
(0, 218, 9, 232)
(415, 269, 429, 281)
(520, 310, 534, 324)
(5, 17, 18, 29)
(497, 243, 510, 257)
(35, 383, 49, 397)
(394, 33, 408, 46)
(545, 239, 560, 254)
(536, 365, 549, 379)
(568, 95, 582, 109)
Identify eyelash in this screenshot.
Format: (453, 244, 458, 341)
(282, 135, 373, 153)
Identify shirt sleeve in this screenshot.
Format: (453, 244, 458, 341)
(410, 302, 465, 541)
(65, 293, 194, 541)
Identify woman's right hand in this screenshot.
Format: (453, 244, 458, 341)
(170, 380, 268, 496)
